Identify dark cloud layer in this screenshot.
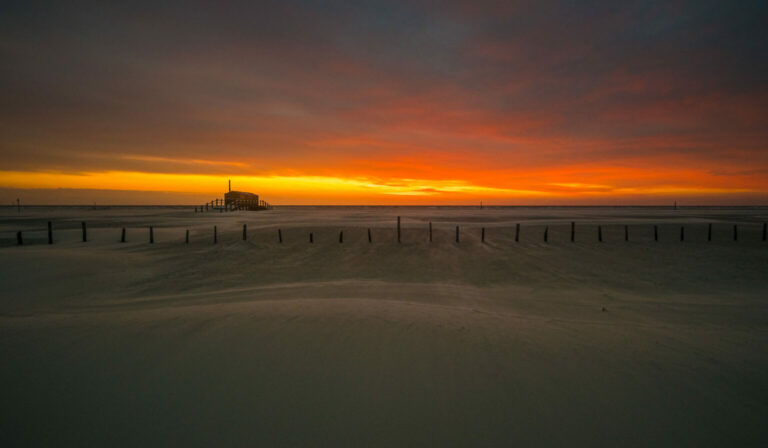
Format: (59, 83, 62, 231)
(1, 0, 767, 196)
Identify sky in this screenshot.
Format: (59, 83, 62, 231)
(1, 0, 767, 205)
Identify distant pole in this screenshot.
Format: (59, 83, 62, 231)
(82, 222, 87, 242)
(624, 225, 629, 242)
(214, 225, 217, 244)
(515, 223, 520, 242)
(456, 225, 460, 243)
(397, 216, 401, 243)
(149, 226, 154, 244)
(278, 229, 283, 243)
(243, 224, 247, 241)
(309, 232, 313, 243)
(48, 221, 53, 244)
(570, 222, 575, 242)
(763, 223, 766, 242)
(339, 230, 343, 243)
(16, 231, 22, 245)
(429, 222, 432, 243)
(544, 226, 548, 243)
(121, 227, 126, 243)
(16, 198, 20, 213)
(185, 229, 189, 244)
(654, 225, 658, 242)
(598, 225, 602, 242)
(680, 226, 684, 242)
(481, 227, 485, 243)
(708, 223, 712, 242)
(368, 228, 372, 243)
(733, 224, 738, 242)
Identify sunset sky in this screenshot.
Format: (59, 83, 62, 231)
(1, 1, 767, 205)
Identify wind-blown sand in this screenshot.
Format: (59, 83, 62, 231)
(1, 206, 767, 446)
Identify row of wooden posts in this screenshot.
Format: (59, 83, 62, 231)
(12, 219, 768, 245)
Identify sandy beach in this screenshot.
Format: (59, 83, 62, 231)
(1, 206, 767, 446)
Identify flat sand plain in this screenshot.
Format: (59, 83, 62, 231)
(1, 206, 767, 446)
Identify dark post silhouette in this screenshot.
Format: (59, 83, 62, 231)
(397, 216, 401, 243)
(625, 225, 629, 242)
(733, 224, 738, 241)
(481, 227, 485, 243)
(16, 198, 20, 213)
(598, 225, 602, 242)
(571, 222, 575, 242)
(708, 223, 712, 242)
(16, 231, 22, 245)
(515, 223, 520, 242)
(243, 224, 247, 241)
(544, 226, 548, 243)
(368, 228, 372, 243)
(680, 226, 685, 242)
(48, 221, 53, 244)
(456, 225, 460, 243)
(149, 226, 154, 244)
(429, 221, 433, 243)
(185, 229, 189, 244)
(214, 226, 217, 244)
(121, 227, 126, 243)
(309, 232, 313, 243)
(278, 229, 283, 243)
(654, 225, 658, 242)
(339, 230, 343, 243)
(763, 223, 766, 241)
(82, 222, 87, 242)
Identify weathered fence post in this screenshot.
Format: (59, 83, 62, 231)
(16, 231, 22, 246)
(185, 229, 189, 244)
(481, 227, 485, 243)
(121, 227, 126, 243)
(243, 224, 247, 241)
(48, 221, 53, 244)
(598, 225, 602, 242)
(654, 225, 658, 242)
(708, 223, 712, 242)
(625, 225, 629, 242)
(397, 216, 401, 243)
(278, 229, 283, 243)
(429, 221, 432, 243)
(214, 226, 217, 244)
(515, 223, 520, 242)
(571, 222, 575, 242)
(339, 230, 343, 243)
(368, 228, 372, 243)
(680, 226, 685, 242)
(544, 226, 548, 243)
(309, 232, 313, 243)
(149, 226, 154, 244)
(456, 226, 460, 243)
(763, 223, 767, 241)
(82, 222, 87, 242)
(733, 224, 738, 241)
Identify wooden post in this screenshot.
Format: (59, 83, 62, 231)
(368, 228, 372, 243)
(243, 224, 247, 241)
(708, 223, 712, 242)
(515, 223, 520, 242)
(309, 232, 313, 243)
(456, 225, 460, 243)
(185, 229, 189, 244)
(16, 231, 22, 246)
(481, 227, 485, 243)
(624, 225, 629, 242)
(733, 224, 738, 241)
(278, 229, 283, 243)
(149, 226, 154, 244)
(763, 223, 766, 241)
(680, 226, 685, 242)
(214, 226, 217, 244)
(48, 221, 53, 244)
(121, 227, 126, 243)
(397, 216, 401, 243)
(570, 222, 575, 242)
(82, 222, 87, 242)
(339, 230, 343, 243)
(598, 225, 602, 242)
(654, 225, 658, 242)
(544, 226, 548, 243)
